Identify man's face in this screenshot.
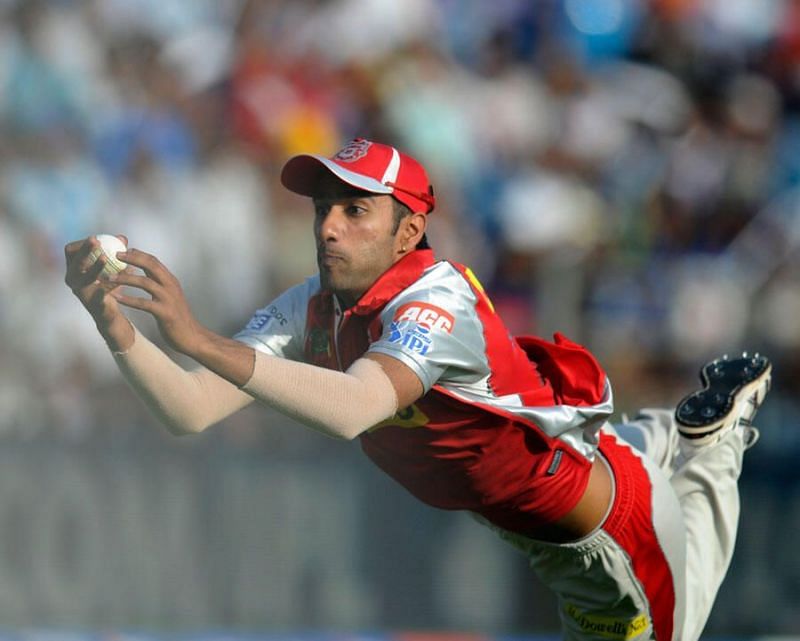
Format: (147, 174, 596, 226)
(312, 177, 404, 307)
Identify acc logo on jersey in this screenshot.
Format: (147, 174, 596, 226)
(393, 302, 455, 333)
(334, 139, 371, 162)
(388, 302, 455, 356)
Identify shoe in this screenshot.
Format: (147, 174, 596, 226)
(675, 353, 771, 449)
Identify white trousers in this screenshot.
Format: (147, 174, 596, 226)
(485, 409, 746, 641)
(614, 408, 746, 641)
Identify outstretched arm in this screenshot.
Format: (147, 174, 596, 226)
(103, 245, 423, 439)
(112, 326, 254, 435)
(64, 237, 255, 434)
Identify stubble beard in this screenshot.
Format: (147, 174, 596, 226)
(318, 258, 358, 306)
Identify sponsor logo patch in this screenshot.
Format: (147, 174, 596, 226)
(563, 603, 650, 640)
(387, 302, 454, 356)
(393, 302, 454, 333)
(371, 403, 430, 431)
(388, 321, 432, 355)
(245, 305, 289, 331)
(334, 139, 371, 162)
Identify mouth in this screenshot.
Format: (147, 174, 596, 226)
(318, 249, 347, 268)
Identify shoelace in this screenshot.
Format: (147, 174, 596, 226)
(738, 389, 767, 449)
(743, 426, 761, 450)
(739, 371, 772, 425)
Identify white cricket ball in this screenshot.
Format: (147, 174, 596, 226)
(88, 234, 128, 279)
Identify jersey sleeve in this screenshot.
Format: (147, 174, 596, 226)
(367, 264, 490, 393)
(233, 276, 319, 361)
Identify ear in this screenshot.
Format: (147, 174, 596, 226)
(400, 212, 428, 252)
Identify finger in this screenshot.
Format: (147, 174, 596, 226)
(111, 291, 157, 313)
(65, 235, 98, 257)
(64, 239, 86, 260)
(64, 237, 98, 273)
(97, 274, 128, 293)
(85, 255, 107, 281)
(107, 272, 164, 298)
(116, 248, 175, 286)
(66, 237, 104, 275)
(66, 250, 106, 290)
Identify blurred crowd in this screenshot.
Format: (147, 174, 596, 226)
(1, 0, 800, 448)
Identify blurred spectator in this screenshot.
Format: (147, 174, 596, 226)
(0, 0, 797, 516)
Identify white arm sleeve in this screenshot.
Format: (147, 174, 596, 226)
(241, 350, 399, 440)
(113, 326, 255, 435)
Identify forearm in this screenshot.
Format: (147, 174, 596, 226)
(113, 326, 254, 435)
(182, 329, 398, 439)
(102, 288, 397, 439)
(186, 329, 257, 387)
(95, 307, 136, 353)
(241, 350, 399, 440)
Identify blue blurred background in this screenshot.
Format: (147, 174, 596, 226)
(0, 0, 799, 637)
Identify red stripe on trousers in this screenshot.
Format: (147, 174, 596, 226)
(600, 433, 676, 641)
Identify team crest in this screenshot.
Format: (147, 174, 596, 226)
(307, 328, 332, 357)
(334, 139, 371, 163)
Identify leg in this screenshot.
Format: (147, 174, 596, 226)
(483, 433, 689, 641)
(612, 408, 682, 477)
(612, 354, 771, 640)
(668, 354, 771, 641)
(669, 430, 744, 641)
(600, 414, 749, 641)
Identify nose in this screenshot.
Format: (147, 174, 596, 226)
(316, 204, 346, 242)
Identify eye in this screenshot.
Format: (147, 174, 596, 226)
(345, 203, 368, 216)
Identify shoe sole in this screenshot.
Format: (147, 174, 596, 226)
(676, 354, 772, 439)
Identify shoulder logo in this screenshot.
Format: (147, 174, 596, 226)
(334, 139, 371, 163)
(387, 302, 454, 357)
(394, 302, 454, 333)
(245, 305, 289, 331)
(388, 320, 431, 355)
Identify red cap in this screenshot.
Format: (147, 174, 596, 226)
(281, 138, 436, 214)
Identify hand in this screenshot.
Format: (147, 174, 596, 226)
(65, 235, 135, 352)
(107, 247, 208, 357)
(64, 235, 127, 325)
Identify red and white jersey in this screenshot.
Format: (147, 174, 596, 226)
(235, 249, 613, 537)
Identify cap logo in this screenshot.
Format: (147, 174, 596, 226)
(334, 139, 371, 163)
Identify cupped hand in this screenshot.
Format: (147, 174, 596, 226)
(107, 247, 207, 357)
(64, 235, 128, 326)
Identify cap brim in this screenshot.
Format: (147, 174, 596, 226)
(281, 154, 393, 198)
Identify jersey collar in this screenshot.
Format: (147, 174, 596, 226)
(345, 249, 436, 316)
